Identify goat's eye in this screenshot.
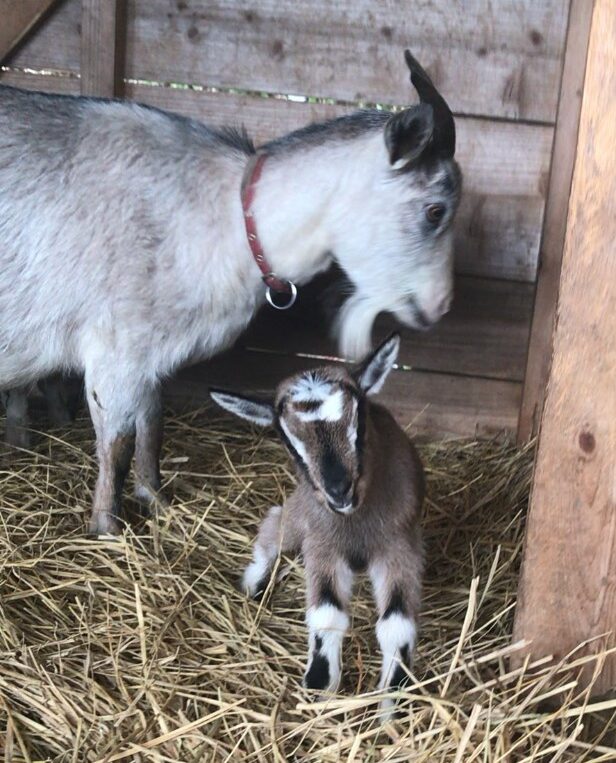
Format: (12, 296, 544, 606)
(425, 204, 446, 224)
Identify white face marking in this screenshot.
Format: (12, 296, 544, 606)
(279, 416, 310, 466)
(346, 398, 358, 448)
(296, 389, 344, 422)
(290, 373, 333, 403)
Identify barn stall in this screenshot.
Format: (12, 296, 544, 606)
(1, 0, 615, 760)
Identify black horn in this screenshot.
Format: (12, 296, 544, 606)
(404, 50, 455, 158)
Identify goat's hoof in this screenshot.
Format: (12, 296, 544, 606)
(88, 512, 122, 537)
(378, 696, 407, 723)
(241, 563, 271, 600)
(134, 483, 170, 511)
(303, 661, 340, 696)
(4, 426, 31, 449)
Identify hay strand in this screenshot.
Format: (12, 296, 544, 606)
(0, 406, 615, 761)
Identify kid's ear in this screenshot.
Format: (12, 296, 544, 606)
(355, 333, 400, 395)
(210, 389, 275, 426)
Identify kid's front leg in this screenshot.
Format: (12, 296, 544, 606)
(303, 554, 353, 695)
(369, 559, 421, 716)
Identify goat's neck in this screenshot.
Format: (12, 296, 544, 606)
(250, 136, 375, 285)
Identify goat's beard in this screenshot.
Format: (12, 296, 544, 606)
(334, 293, 382, 361)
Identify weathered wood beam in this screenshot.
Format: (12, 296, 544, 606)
(513, 0, 616, 695)
(80, 0, 121, 97)
(0, 0, 59, 63)
(517, 0, 594, 443)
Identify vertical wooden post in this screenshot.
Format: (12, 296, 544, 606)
(517, 0, 594, 443)
(513, 0, 616, 695)
(80, 0, 121, 98)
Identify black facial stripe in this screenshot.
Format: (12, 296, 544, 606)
(314, 635, 323, 651)
(383, 585, 407, 619)
(320, 443, 350, 492)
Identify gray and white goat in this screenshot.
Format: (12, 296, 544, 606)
(211, 334, 423, 714)
(0, 51, 459, 534)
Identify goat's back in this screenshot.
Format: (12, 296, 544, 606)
(0, 86, 255, 386)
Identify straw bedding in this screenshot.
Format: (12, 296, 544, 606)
(1, 407, 615, 762)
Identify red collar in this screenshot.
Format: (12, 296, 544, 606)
(241, 154, 297, 309)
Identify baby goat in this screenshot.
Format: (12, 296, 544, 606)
(211, 334, 424, 714)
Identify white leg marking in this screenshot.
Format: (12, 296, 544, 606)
(376, 613, 416, 690)
(242, 546, 271, 596)
(241, 506, 282, 597)
(304, 604, 349, 694)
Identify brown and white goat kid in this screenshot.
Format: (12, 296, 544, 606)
(211, 335, 424, 714)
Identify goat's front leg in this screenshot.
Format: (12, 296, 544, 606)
(242, 503, 301, 598)
(369, 556, 421, 717)
(85, 366, 139, 536)
(1, 386, 31, 448)
(303, 553, 353, 695)
(134, 384, 167, 509)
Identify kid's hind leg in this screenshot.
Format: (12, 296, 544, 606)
(369, 557, 422, 718)
(242, 504, 300, 598)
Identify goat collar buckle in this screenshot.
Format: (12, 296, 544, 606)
(241, 153, 297, 311)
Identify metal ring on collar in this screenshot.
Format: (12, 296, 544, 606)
(265, 279, 297, 310)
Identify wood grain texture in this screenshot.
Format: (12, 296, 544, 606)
(512, 0, 616, 695)
(517, 0, 594, 442)
(0, 0, 58, 63)
(166, 350, 522, 439)
(8, 0, 570, 122)
(240, 276, 534, 382)
(80, 0, 119, 97)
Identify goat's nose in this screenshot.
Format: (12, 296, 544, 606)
(328, 478, 353, 504)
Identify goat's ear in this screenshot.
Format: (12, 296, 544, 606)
(355, 333, 400, 396)
(384, 103, 434, 169)
(210, 389, 275, 426)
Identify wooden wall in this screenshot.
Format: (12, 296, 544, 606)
(0, 0, 575, 437)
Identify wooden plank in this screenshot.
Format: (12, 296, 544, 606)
(166, 349, 521, 439)
(517, 0, 595, 442)
(0, 69, 79, 95)
(125, 83, 553, 282)
(9, 0, 569, 122)
(3, 0, 78, 71)
(0, 0, 58, 63)
(512, 0, 616, 695)
(240, 276, 534, 383)
(80, 0, 120, 98)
